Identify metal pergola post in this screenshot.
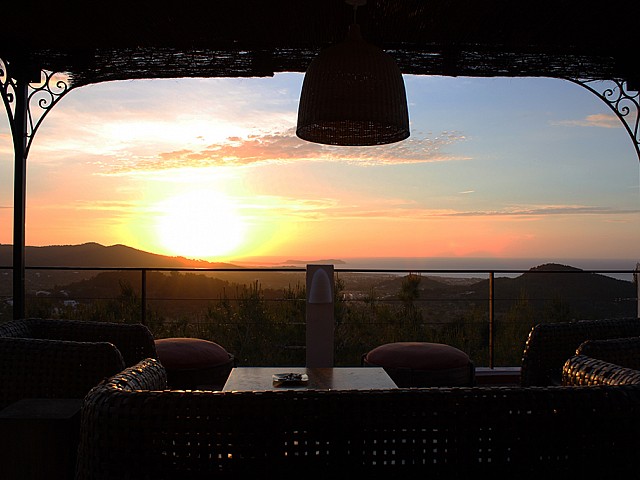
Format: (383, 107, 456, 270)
(1, 58, 72, 319)
(11, 76, 28, 319)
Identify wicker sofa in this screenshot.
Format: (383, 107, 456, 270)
(0, 318, 158, 409)
(519, 316, 640, 386)
(0, 337, 126, 409)
(76, 355, 640, 479)
(0, 317, 157, 367)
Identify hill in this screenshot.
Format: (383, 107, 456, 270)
(0, 243, 239, 269)
(364, 263, 636, 319)
(453, 263, 635, 319)
(473, 263, 635, 302)
(0, 243, 309, 296)
(0, 243, 246, 296)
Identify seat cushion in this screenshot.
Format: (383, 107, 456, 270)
(364, 341, 474, 387)
(154, 338, 235, 390)
(365, 342, 470, 370)
(155, 338, 231, 370)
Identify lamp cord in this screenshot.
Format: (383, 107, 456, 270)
(346, 0, 366, 24)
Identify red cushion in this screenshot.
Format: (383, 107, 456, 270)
(365, 342, 470, 371)
(155, 338, 231, 370)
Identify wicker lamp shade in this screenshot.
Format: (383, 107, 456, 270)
(296, 24, 410, 146)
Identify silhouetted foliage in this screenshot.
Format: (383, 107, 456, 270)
(10, 264, 637, 367)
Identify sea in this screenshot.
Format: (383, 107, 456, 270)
(231, 257, 640, 281)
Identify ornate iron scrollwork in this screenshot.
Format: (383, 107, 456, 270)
(1, 57, 74, 320)
(568, 78, 640, 162)
(0, 57, 73, 157)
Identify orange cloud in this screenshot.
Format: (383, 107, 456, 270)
(98, 128, 469, 174)
(552, 113, 624, 129)
(438, 204, 640, 217)
(257, 202, 640, 222)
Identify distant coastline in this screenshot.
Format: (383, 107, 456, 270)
(231, 256, 638, 270)
(231, 256, 639, 280)
(2, 243, 636, 280)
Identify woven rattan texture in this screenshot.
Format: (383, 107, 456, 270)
(577, 336, 640, 370)
(76, 357, 640, 479)
(520, 317, 640, 386)
(0, 319, 30, 337)
(0, 337, 125, 409)
(296, 24, 409, 146)
(0, 318, 157, 367)
(563, 354, 640, 386)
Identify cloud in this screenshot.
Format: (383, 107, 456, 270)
(551, 113, 623, 129)
(97, 128, 469, 174)
(77, 200, 142, 209)
(234, 196, 640, 223)
(276, 202, 640, 221)
(35, 190, 640, 227)
(429, 204, 640, 217)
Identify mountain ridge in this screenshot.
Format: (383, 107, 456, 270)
(0, 242, 240, 269)
(0, 246, 634, 320)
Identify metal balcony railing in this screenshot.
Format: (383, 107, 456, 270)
(0, 264, 638, 368)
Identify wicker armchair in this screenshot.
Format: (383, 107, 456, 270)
(76, 357, 640, 479)
(520, 316, 640, 386)
(563, 354, 640, 386)
(575, 336, 640, 370)
(0, 337, 125, 409)
(0, 318, 157, 367)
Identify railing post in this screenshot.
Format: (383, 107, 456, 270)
(141, 269, 147, 325)
(305, 264, 335, 367)
(633, 263, 640, 318)
(489, 271, 495, 369)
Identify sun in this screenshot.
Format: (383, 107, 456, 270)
(155, 190, 247, 259)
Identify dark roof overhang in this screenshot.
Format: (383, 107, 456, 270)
(1, 0, 637, 86)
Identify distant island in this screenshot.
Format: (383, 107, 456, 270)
(283, 259, 346, 265)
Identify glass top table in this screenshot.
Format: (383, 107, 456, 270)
(222, 367, 398, 392)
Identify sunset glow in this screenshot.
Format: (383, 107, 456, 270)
(154, 190, 247, 258)
(0, 74, 638, 266)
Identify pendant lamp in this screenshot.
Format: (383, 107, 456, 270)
(296, 15, 410, 146)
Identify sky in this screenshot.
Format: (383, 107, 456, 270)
(1, 73, 639, 265)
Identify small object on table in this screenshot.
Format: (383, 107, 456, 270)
(223, 367, 397, 391)
(272, 372, 309, 387)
